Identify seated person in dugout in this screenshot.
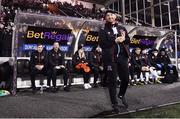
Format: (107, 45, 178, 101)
(157, 48, 178, 79)
(148, 49, 162, 83)
(72, 44, 91, 89)
(47, 42, 70, 92)
(87, 45, 104, 88)
(130, 47, 145, 85)
(141, 49, 153, 84)
(0, 58, 13, 91)
(128, 56, 133, 85)
(30, 43, 47, 93)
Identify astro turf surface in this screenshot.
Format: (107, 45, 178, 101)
(110, 103, 180, 118)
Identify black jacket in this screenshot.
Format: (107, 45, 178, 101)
(148, 53, 159, 67)
(130, 53, 142, 69)
(30, 50, 47, 69)
(99, 23, 130, 63)
(157, 54, 171, 65)
(141, 54, 151, 66)
(87, 51, 102, 68)
(72, 51, 88, 67)
(0, 61, 13, 82)
(48, 49, 65, 68)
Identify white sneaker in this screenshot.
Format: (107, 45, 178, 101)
(83, 83, 89, 89)
(87, 83, 92, 89)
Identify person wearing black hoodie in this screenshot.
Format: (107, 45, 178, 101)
(148, 49, 159, 68)
(148, 49, 162, 83)
(88, 45, 103, 88)
(99, 10, 130, 112)
(157, 48, 178, 79)
(130, 47, 144, 85)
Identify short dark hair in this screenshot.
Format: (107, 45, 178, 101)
(135, 47, 141, 51)
(160, 48, 166, 52)
(78, 44, 83, 50)
(151, 48, 158, 52)
(105, 10, 117, 16)
(37, 43, 43, 47)
(92, 45, 98, 52)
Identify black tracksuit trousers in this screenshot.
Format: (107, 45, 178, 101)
(105, 56, 129, 105)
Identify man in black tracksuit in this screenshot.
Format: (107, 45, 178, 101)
(99, 10, 130, 112)
(30, 44, 47, 93)
(48, 42, 69, 92)
(130, 47, 142, 81)
(88, 46, 103, 88)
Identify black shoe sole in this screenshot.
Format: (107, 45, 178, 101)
(118, 95, 128, 108)
(112, 109, 120, 113)
(122, 102, 128, 108)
